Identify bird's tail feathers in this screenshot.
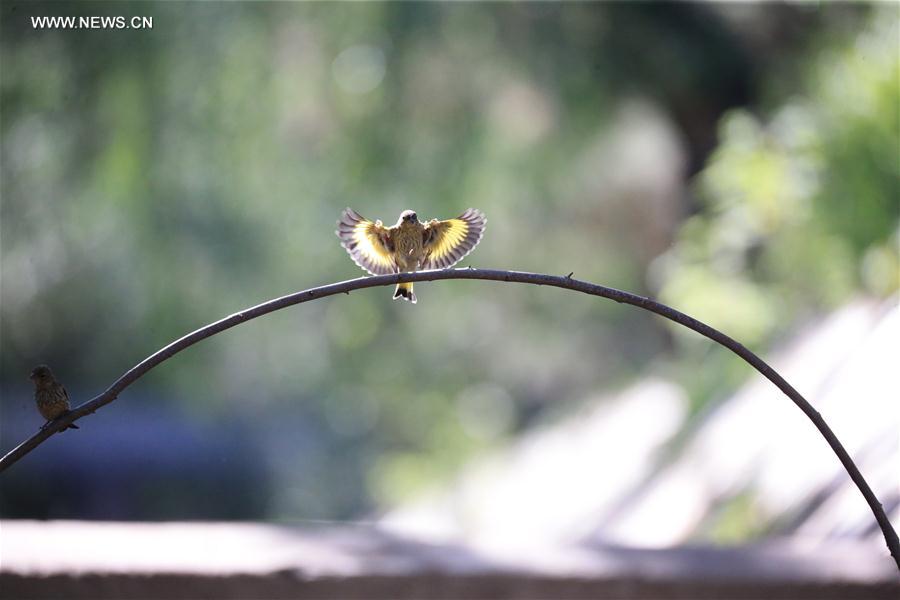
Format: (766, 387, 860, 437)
(393, 283, 417, 304)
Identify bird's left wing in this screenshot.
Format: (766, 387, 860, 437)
(421, 208, 487, 270)
(336, 208, 397, 275)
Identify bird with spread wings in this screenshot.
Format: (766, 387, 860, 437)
(336, 208, 487, 304)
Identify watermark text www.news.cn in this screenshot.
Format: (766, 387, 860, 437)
(31, 15, 153, 30)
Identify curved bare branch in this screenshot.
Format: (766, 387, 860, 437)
(2, 268, 897, 569)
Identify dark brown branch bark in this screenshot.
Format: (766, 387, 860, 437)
(2, 268, 897, 569)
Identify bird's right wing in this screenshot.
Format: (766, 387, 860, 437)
(421, 208, 486, 270)
(336, 208, 397, 275)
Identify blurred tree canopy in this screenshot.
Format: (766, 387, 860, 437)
(658, 14, 898, 345)
(655, 11, 898, 408)
(1, 2, 895, 521)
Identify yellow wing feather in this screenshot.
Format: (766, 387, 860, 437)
(336, 208, 397, 275)
(421, 208, 486, 270)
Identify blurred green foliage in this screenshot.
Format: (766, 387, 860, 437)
(1, 2, 894, 525)
(658, 13, 899, 351)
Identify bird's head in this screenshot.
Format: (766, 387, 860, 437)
(399, 209, 418, 225)
(30, 365, 54, 386)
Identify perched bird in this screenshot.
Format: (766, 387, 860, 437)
(30, 365, 79, 431)
(337, 208, 487, 303)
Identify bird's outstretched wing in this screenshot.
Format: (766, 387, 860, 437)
(421, 208, 486, 270)
(336, 208, 397, 275)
